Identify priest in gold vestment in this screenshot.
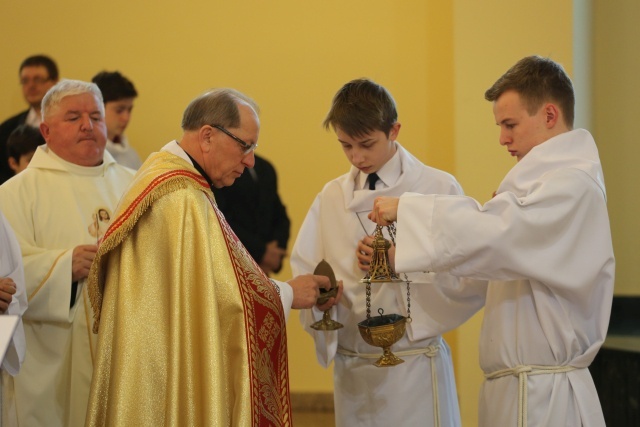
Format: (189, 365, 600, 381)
(86, 88, 329, 426)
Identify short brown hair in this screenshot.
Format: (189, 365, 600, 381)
(485, 56, 575, 128)
(323, 78, 397, 138)
(20, 55, 58, 81)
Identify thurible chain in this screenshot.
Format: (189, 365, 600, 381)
(388, 224, 412, 322)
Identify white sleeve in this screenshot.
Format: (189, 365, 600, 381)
(0, 212, 27, 376)
(396, 169, 612, 290)
(271, 279, 293, 321)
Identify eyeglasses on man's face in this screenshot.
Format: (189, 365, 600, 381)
(19, 76, 51, 86)
(211, 125, 257, 155)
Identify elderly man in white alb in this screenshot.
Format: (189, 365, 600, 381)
(0, 79, 135, 427)
(370, 56, 614, 427)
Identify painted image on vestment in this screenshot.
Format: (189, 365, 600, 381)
(88, 207, 112, 243)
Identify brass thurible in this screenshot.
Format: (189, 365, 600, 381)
(358, 224, 411, 367)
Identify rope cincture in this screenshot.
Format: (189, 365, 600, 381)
(485, 364, 578, 427)
(337, 345, 442, 427)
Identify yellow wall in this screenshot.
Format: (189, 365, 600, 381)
(592, 1, 640, 296)
(0, 0, 457, 396)
(5, 1, 635, 426)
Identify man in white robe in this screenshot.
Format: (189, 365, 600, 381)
(0, 211, 27, 427)
(0, 79, 135, 427)
(291, 79, 485, 427)
(370, 56, 614, 427)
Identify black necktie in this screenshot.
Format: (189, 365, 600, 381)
(367, 173, 379, 190)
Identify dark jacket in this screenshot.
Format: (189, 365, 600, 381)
(0, 110, 29, 184)
(212, 154, 290, 272)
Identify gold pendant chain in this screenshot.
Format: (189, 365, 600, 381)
(387, 224, 412, 321)
(365, 282, 372, 319)
(359, 221, 412, 322)
(356, 211, 374, 320)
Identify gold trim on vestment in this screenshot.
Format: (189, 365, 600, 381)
(86, 151, 292, 426)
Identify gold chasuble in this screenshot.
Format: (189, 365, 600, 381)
(86, 151, 292, 426)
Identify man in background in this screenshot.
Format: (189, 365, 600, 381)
(0, 55, 58, 184)
(213, 153, 290, 275)
(92, 71, 142, 169)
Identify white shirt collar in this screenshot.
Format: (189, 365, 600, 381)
(161, 140, 192, 164)
(25, 108, 41, 127)
(357, 143, 402, 190)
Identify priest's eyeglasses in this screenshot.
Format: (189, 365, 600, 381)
(212, 125, 258, 155)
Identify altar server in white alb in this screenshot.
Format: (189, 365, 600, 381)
(0, 210, 27, 426)
(291, 78, 486, 427)
(0, 79, 135, 427)
(370, 56, 614, 427)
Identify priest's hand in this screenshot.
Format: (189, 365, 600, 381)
(316, 280, 343, 311)
(288, 274, 331, 309)
(368, 196, 400, 225)
(72, 245, 98, 282)
(0, 278, 17, 314)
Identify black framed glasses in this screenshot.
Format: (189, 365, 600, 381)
(211, 125, 258, 155)
(19, 76, 51, 86)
